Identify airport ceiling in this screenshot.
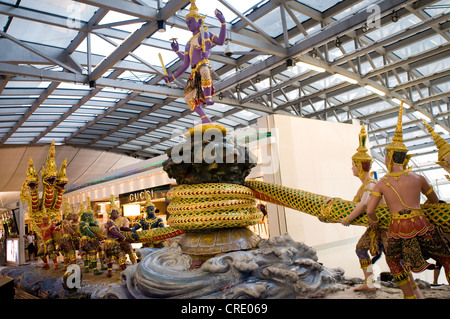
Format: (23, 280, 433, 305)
(0, 0, 449, 202)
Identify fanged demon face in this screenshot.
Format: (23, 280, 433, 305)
(44, 175, 57, 187)
(56, 177, 68, 189)
(27, 180, 38, 190)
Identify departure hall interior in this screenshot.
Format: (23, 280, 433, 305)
(0, 0, 449, 301)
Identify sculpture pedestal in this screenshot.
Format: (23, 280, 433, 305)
(103, 233, 346, 299)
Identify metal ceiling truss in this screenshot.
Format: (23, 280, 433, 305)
(0, 0, 448, 190)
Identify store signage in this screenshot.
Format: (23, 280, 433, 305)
(119, 185, 170, 205)
(128, 190, 152, 203)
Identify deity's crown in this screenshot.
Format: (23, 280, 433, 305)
(78, 201, 86, 215)
(422, 120, 450, 164)
(186, 0, 203, 20)
(351, 124, 372, 163)
(386, 101, 409, 154)
(107, 194, 121, 215)
(144, 191, 155, 208)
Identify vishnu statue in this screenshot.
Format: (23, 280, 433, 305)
(339, 124, 388, 291)
(366, 102, 450, 298)
(78, 200, 105, 275)
(132, 192, 165, 248)
(163, 0, 226, 123)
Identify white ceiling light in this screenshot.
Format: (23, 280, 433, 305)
(296, 61, 325, 73)
(392, 98, 411, 109)
(334, 73, 357, 84)
(413, 111, 431, 122)
(364, 85, 385, 96)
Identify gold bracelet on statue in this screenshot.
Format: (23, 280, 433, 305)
(368, 215, 379, 223)
(370, 191, 382, 198)
(424, 185, 433, 196)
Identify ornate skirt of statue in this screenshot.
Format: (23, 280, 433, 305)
(59, 234, 77, 253)
(79, 236, 100, 254)
(386, 210, 450, 273)
(185, 60, 214, 111)
(356, 226, 389, 268)
(103, 239, 123, 258)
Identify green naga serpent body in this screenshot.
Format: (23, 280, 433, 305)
(82, 225, 184, 244)
(244, 180, 450, 233)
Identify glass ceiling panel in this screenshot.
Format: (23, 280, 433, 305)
(392, 34, 447, 59)
(7, 18, 78, 48)
(19, 0, 97, 20)
(332, 0, 378, 21)
(365, 14, 422, 43)
(296, 0, 342, 13)
(423, 0, 450, 16)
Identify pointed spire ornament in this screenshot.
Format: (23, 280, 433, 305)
(186, 0, 203, 20)
(351, 124, 372, 163)
(386, 101, 409, 154)
(422, 120, 450, 167)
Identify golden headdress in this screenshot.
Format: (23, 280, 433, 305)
(107, 194, 121, 216)
(352, 124, 372, 163)
(422, 120, 450, 168)
(86, 197, 94, 213)
(186, 0, 204, 21)
(144, 191, 155, 208)
(352, 124, 372, 179)
(63, 199, 72, 219)
(385, 101, 413, 170)
(78, 201, 86, 215)
(386, 101, 409, 154)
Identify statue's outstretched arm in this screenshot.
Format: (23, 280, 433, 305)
(212, 9, 226, 46)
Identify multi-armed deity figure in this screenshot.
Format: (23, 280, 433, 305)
(366, 102, 450, 298)
(59, 201, 80, 271)
(104, 195, 134, 277)
(132, 192, 165, 248)
(164, 0, 226, 123)
(78, 199, 105, 275)
(21, 140, 68, 270)
(339, 124, 388, 292)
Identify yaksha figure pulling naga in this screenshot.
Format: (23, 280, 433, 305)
(78, 199, 106, 275)
(59, 201, 80, 271)
(104, 195, 136, 277)
(164, 0, 226, 124)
